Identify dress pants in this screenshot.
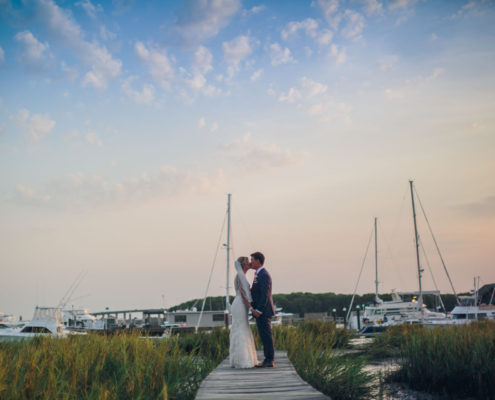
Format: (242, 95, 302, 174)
(256, 315, 274, 362)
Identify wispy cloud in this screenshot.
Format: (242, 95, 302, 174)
(75, 0, 103, 20)
(268, 42, 294, 66)
(33, 0, 122, 88)
(12, 167, 225, 210)
(14, 108, 56, 142)
(385, 67, 444, 99)
(223, 35, 252, 66)
(121, 76, 155, 105)
(250, 68, 263, 81)
(172, 0, 241, 46)
(14, 30, 53, 72)
(277, 76, 351, 123)
(135, 42, 174, 90)
(456, 196, 495, 218)
(448, 0, 487, 19)
(0, 45, 4, 63)
(281, 18, 319, 40)
(242, 5, 266, 17)
(221, 132, 308, 172)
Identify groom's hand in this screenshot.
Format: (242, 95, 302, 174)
(252, 309, 261, 318)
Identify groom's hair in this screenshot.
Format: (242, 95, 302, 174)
(250, 252, 265, 266)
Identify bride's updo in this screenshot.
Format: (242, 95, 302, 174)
(237, 256, 249, 266)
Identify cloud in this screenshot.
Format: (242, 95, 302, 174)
(221, 133, 307, 172)
(14, 30, 53, 71)
(329, 44, 346, 65)
(61, 61, 79, 80)
(317, 29, 333, 46)
(277, 76, 351, 123)
(449, 1, 487, 19)
(210, 122, 218, 132)
(192, 45, 213, 74)
(385, 67, 444, 99)
(242, 5, 266, 16)
(457, 196, 495, 218)
(388, 0, 418, 11)
(198, 117, 206, 128)
(121, 76, 155, 104)
(361, 0, 383, 16)
(33, 0, 121, 88)
(223, 35, 252, 66)
(316, 0, 341, 29)
(281, 18, 319, 40)
(301, 76, 328, 97)
(250, 68, 263, 81)
(172, 0, 241, 46)
(278, 87, 301, 103)
(75, 0, 103, 19)
(85, 131, 103, 147)
(135, 41, 174, 89)
(15, 108, 56, 142)
(0, 45, 5, 63)
(341, 10, 365, 40)
(12, 167, 225, 210)
(268, 42, 294, 66)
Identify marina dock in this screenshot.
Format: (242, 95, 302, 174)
(195, 350, 330, 400)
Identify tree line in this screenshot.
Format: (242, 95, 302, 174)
(168, 291, 462, 317)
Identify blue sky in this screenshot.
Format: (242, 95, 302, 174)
(1, 0, 494, 318)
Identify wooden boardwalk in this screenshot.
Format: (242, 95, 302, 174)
(195, 350, 330, 400)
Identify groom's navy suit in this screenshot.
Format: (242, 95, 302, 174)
(251, 267, 276, 363)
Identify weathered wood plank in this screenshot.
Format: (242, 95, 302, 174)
(195, 351, 330, 400)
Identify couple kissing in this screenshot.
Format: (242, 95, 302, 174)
(229, 251, 276, 369)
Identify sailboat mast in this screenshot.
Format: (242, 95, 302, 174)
(225, 193, 232, 313)
(409, 180, 423, 313)
(374, 217, 379, 302)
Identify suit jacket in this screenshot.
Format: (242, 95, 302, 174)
(250, 268, 276, 318)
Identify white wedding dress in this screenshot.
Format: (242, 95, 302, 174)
(229, 262, 258, 368)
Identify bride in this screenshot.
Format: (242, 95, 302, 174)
(229, 256, 259, 368)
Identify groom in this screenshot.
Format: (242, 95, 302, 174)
(249, 251, 276, 368)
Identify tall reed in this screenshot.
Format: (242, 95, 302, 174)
(252, 322, 374, 400)
(395, 321, 495, 399)
(0, 330, 229, 400)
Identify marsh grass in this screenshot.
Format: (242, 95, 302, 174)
(0, 330, 229, 400)
(394, 321, 495, 399)
(0, 322, 374, 400)
(252, 322, 375, 400)
(364, 321, 495, 399)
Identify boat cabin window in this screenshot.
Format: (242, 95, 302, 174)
(453, 314, 466, 319)
(174, 315, 186, 323)
(212, 314, 225, 322)
(21, 326, 52, 333)
(478, 313, 487, 320)
(468, 313, 476, 320)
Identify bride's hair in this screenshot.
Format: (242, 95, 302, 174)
(237, 256, 249, 266)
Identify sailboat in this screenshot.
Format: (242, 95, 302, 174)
(348, 181, 456, 333)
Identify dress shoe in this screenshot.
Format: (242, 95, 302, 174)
(260, 361, 274, 368)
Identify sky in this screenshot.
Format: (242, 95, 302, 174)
(0, 0, 494, 319)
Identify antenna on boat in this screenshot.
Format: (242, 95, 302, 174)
(374, 217, 382, 304)
(225, 193, 232, 315)
(409, 180, 424, 317)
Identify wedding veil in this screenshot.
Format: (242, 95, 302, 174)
(234, 261, 253, 303)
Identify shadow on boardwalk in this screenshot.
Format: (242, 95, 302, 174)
(195, 350, 330, 400)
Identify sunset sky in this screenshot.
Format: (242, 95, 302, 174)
(1, 0, 494, 319)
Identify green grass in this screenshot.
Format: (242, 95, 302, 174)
(0, 330, 229, 400)
(395, 321, 495, 399)
(365, 321, 495, 399)
(0, 322, 375, 400)
(258, 322, 375, 400)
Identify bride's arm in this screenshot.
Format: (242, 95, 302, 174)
(239, 287, 251, 309)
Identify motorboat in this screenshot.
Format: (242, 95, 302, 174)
(0, 307, 67, 341)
